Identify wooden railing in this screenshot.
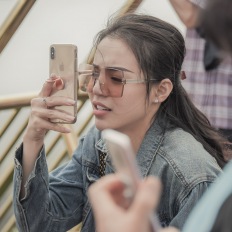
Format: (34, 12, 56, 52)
(0, 0, 143, 231)
(0, 0, 37, 54)
(0, 91, 93, 232)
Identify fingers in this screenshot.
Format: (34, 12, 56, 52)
(39, 78, 55, 97)
(130, 176, 161, 217)
(88, 175, 125, 222)
(161, 227, 180, 232)
(39, 75, 65, 97)
(88, 174, 124, 204)
(42, 98, 48, 108)
(34, 96, 76, 109)
(24, 75, 72, 144)
(30, 97, 76, 125)
(88, 175, 163, 232)
(31, 115, 71, 134)
(89, 175, 162, 214)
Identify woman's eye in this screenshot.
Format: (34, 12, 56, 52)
(111, 76, 123, 83)
(109, 69, 123, 83)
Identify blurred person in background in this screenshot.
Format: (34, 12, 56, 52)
(182, 0, 232, 230)
(169, 0, 232, 143)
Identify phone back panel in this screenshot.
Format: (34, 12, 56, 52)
(49, 44, 78, 123)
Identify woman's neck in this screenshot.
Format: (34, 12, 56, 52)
(119, 123, 152, 155)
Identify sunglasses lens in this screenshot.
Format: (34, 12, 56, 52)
(79, 65, 124, 97)
(78, 64, 94, 92)
(104, 69, 124, 97)
(78, 74, 93, 92)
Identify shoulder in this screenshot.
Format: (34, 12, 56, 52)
(159, 128, 221, 186)
(182, 161, 232, 232)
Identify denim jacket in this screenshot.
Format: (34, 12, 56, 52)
(182, 160, 232, 232)
(13, 121, 222, 232)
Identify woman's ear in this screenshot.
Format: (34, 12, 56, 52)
(151, 78, 173, 103)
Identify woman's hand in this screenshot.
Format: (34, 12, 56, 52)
(20, 76, 77, 199)
(89, 175, 160, 232)
(88, 174, 179, 232)
(23, 76, 76, 143)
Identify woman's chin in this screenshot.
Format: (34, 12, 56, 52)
(95, 121, 116, 131)
(95, 122, 110, 131)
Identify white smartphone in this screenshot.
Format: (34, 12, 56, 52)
(49, 44, 78, 124)
(102, 129, 161, 232)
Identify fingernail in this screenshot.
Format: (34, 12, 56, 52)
(66, 99, 76, 105)
(66, 115, 75, 121)
(119, 175, 133, 189)
(46, 78, 55, 83)
(50, 73, 57, 79)
(123, 187, 134, 200)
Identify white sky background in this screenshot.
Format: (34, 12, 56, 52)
(0, 0, 185, 96)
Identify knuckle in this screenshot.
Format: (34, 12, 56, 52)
(47, 109, 55, 118)
(30, 97, 38, 106)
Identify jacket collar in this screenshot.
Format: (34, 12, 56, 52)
(136, 120, 164, 177)
(95, 120, 165, 178)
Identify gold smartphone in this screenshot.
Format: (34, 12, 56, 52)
(49, 44, 78, 124)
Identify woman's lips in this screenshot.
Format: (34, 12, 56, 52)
(93, 102, 111, 116)
(95, 104, 111, 111)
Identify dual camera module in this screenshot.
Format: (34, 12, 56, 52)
(50, 47, 55, 59)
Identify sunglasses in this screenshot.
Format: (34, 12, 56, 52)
(78, 64, 158, 98)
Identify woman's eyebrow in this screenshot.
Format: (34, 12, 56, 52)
(109, 66, 133, 73)
(92, 63, 133, 73)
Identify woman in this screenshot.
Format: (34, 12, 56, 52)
(13, 14, 227, 231)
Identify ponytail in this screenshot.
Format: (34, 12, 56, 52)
(157, 82, 227, 168)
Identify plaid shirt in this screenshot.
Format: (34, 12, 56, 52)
(181, 0, 232, 129)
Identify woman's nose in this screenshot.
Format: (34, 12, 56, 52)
(92, 78, 103, 95)
(92, 71, 109, 96)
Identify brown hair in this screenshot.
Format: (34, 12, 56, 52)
(93, 13, 228, 168)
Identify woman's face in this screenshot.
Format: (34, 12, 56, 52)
(88, 37, 158, 135)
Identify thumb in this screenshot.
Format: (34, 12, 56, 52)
(39, 76, 64, 97)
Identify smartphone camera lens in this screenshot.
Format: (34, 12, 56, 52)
(51, 47, 55, 59)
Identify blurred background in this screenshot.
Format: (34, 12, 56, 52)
(0, 0, 185, 96)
